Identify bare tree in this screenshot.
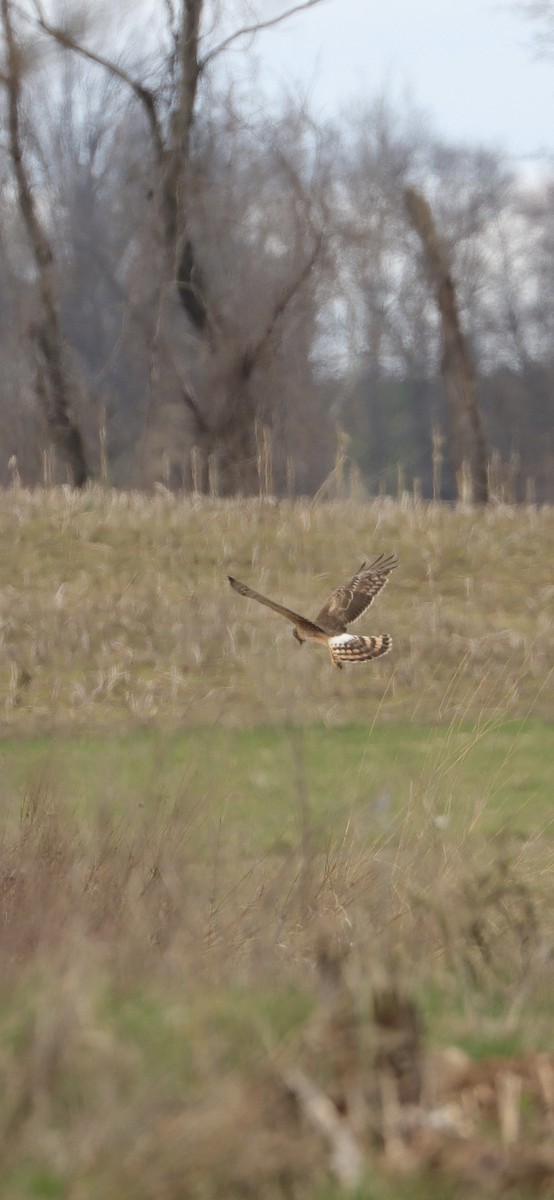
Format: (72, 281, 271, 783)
(309, 100, 552, 501)
(0, 0, 89, 486)
(33, 0, 327, 491)
(404, 185, 489, 503)
(1, 8, 550, 498)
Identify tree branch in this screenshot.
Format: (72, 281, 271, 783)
(78, 240, 211, 437)
(241, 230, 322, 380)
(199, 0, 327, 72)
(32, 1, 165, 164)
(238, 146, 325, 379)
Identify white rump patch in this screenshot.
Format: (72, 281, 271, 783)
(329, 634, 357, 648)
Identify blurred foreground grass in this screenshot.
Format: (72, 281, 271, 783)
(2, 717, 553, 847)
(0, 488, 553, 1198)
(1, 722, 553, 1199)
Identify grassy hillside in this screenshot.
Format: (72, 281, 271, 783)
(0, 487, 553, 1199)
(0, 487, 552, 731)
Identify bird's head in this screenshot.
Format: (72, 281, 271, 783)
(293, 627, 304, 645)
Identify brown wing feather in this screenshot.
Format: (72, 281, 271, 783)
(228, 577, 325, 636)
(314, 554, 398, 634)
(329, 633, 392, 665)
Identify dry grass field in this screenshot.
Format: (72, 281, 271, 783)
(0, 487, 552, 730)
(0, 487, 553, 1199)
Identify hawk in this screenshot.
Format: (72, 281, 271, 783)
(228, 553, 397, 669)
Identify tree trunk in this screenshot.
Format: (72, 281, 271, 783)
(404, 186, 489, 503)
(33, 0, 325, 494)
(1, 0, 89, 487)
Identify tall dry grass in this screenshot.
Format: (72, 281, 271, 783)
(0, 486, 552, 731)
(0, 762, 553, 1197)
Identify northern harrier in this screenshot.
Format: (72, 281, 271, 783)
(228, 554, 397, 669)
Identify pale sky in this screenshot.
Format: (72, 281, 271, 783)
(249, 0, 553, 172)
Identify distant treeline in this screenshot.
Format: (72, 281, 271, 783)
(344, 367, 553, 502)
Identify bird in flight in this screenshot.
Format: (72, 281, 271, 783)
(228, 554, 397, 669)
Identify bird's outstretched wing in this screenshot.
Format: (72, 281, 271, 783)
(314, 553, 398, 634)
(228, 577, 324, 635)
(329, 632, 392, 666)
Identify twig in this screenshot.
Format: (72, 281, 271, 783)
(32, 0, 165, 164)
(283, 1065, 364, 1189)
(199, 0, 327, 72)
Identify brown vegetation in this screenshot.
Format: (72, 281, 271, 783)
(0, 771, 553, 1197)
(0, 488, 552, 732)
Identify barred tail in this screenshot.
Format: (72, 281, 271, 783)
(329, 632, 392, 665)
